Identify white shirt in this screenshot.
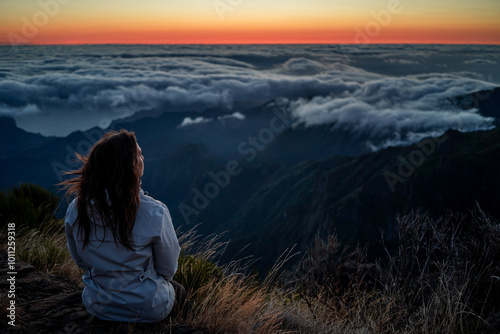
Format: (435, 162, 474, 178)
(65, 189, 180, 322)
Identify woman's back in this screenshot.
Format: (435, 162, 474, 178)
(65, 189, 180, 322)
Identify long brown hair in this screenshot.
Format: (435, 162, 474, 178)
(61, 130, 141, 250)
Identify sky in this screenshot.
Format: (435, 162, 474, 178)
(0, 0, 499, 44)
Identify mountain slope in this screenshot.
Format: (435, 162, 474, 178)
(186, 128, 500, 271)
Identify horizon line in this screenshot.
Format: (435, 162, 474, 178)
(1, 42, 500, 46)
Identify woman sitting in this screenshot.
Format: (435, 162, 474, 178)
(62, 129, 186, 323)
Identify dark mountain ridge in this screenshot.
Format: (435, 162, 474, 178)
(1, 87, 500, 272)
(0, 116, 54, 156)
(186, 127, 500, 271)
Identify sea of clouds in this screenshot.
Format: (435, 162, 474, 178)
(0, 44, 498, 149)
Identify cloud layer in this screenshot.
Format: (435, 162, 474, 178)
(289, 73, 497, 149)
(0, 44, 498, 143)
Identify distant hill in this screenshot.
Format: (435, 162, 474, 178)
(0, 116, 53, 156)
(2, 88, 500, 272)
(186, 127, 500, 271)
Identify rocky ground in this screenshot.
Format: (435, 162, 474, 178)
(0, 250, 202, 333)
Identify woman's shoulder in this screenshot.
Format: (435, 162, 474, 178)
(65, 198, 78, 226)
(135, 190, 171, 235)
(138, 190, 170, 219)
(139, 189, 167, 208)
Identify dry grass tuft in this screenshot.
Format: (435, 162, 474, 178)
(185, 275, 282, 334)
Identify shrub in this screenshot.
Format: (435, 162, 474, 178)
(294, 209, 500, 333)
(175, 254, 223, 296)
(0, 183, 59, 230)
(388, 210, 500, 333)
(0, 184, 79, 276)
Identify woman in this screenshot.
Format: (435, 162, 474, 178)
(62, 129, 185, 323)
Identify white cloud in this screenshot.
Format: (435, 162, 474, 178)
(383, 58, 420, 65)
(464, 59, 497, 65)
(276, 57, 328, 75)
(177, 116, 213, 128)
(290, 78, 496, 151)
(177, 112, 245, 128)
(0, 103, 41, 116)
(218, 112, 245, 121)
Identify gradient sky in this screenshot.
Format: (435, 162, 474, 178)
(1, 0, 499, 44)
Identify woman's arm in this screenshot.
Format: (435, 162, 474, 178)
(153, 207, 181, 281)
(65, 222, 88, 270)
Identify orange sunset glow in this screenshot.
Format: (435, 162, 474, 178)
(1, 0, 499, 45)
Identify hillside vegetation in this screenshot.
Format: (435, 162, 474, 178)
(1, 184, 499, 333)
